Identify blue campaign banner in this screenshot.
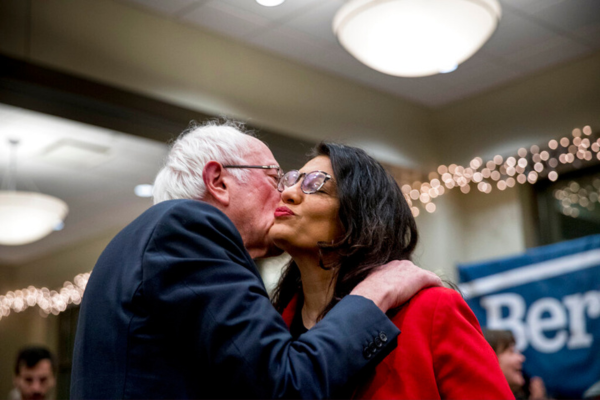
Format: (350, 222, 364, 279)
(458, 235, 600, 399)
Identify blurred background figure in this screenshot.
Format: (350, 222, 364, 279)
(484, 329, 547, 400)
(9, 346, 56, 400)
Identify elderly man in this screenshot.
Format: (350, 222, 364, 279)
(71, 121, 440, 399)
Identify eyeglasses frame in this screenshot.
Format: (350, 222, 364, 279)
(277, 170, 332, 194)
(222, 164, 284, 182)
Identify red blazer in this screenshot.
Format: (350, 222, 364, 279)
(282, 287, 514, 400)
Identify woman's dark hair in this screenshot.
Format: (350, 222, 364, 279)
(271, 142, 419, 318)
(483, 329, 516, 356)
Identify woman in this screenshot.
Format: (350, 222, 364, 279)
(270, 142, 513, 399)
(484, 330, 547, 400)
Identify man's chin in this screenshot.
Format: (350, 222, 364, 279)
(24, 394, 45, 400)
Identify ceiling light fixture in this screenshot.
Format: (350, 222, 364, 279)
(0, 139, 68, 246)
(256, 0, 285, 7)
(333, 0, 501, 77)
(134, 184, 153, 198)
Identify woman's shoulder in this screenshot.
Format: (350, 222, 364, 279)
(387, 285, 482, 343)
(389, 286, 464, 322)
(412, 285, 463, 302)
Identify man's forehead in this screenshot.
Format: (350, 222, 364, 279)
(18, 360, 53, 375)
(245, 138, 278, 166)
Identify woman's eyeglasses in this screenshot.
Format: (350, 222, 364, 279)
(277, 170, 332, 194)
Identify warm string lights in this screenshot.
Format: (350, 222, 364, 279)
(404, 125, 596, 217)
(1, 126, 597, 320)
(554, 178, 600, 219)
(0, 272, 90, 321)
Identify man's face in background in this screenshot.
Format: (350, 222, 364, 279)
(14, 359, 55, 400)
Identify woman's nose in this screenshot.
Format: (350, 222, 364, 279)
(515, 349, 525, 363)
(281, 183, 303, 204)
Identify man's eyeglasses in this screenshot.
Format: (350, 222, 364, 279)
(277, 170, 332, 194)
(222, 164, 284, 182)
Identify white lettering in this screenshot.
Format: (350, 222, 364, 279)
(564, 293, 592, 348)
(565, 291, 600, 348)
(526, 298, 567, 353)
(585, 291, 600, 317)
(481, 290, 600, 353)
(481, 293, 527, 351)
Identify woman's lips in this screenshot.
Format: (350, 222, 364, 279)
(274, 206, 295, 217)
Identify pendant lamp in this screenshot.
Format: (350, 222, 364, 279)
(0, 140, 68, 246)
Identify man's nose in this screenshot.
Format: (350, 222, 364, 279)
(31, 380, 43, 392)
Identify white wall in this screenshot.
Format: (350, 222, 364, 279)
(414, 191, 465, 281)
(414, 186, 526, 282)
(11, 229, 121, 290)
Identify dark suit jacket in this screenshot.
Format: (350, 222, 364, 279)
(71, 199, 398, 399)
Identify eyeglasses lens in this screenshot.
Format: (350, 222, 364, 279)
(278, 170, 328, 193)
(302, 172, 326, 193)
(279, 170, 299, 192)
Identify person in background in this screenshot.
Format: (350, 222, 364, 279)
(11, 346, 56, 400)
(270, 142, 513, 399)
(484, 329, 548, 400)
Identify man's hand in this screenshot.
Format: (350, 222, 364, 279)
(350, 260, 442, 313)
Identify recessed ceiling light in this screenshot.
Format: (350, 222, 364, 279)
(134, 184, 153, 198)
(256, 0, 285, 7)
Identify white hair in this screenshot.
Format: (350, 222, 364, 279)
(153, 121, 255, 204)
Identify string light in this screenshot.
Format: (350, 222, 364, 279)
(0, 272, 90, 321)
(554, 177, 600, 219)
(402, 125, 596, 217)
(4, 127, 599, 310)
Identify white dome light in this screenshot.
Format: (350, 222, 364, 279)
(256, 0, 285, 7)
(0, 192, 69, 246)
(333, 0, 501, 77)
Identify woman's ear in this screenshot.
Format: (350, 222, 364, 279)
(203, 161, 230, 206)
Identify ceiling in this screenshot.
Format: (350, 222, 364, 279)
(0, 103, 166, 265)
(119, 0, 600, 108)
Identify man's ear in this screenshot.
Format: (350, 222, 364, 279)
(203, 161, 230, 206)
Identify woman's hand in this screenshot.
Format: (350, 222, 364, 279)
(350, 260, 442, 313)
